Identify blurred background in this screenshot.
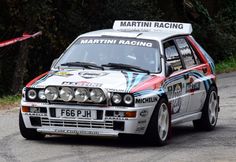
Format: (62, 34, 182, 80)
(0, 0, 235, 96)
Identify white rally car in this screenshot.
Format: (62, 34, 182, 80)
(20, 20, 219, 145)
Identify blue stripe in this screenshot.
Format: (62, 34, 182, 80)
(128, 73, 145, 92)
(134, 88, 165, 97)
(163, 74, 185, 87)
(191, 71, 211, 90)
(126, 72, 133, 91)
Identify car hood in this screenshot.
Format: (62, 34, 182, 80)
(27, 69, 164, 93)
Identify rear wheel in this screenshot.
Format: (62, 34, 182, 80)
(145, 98, 170, 146)
(19, 110, 45, 140)
(193, 86, 219, 131)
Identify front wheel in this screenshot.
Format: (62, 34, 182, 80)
(193, 86, 219, 131)
(145, 98, 170, 146)
(19, 110, 45, 140)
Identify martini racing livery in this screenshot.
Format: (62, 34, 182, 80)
(20, 20, 220, 145)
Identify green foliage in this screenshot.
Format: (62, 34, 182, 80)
(216, 56, 236, 74)
(190, 0, 236, 62)
(0, 94, 21, 106)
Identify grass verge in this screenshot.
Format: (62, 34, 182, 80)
(0, 95, 21, 110)
(216, 56, 236, 74)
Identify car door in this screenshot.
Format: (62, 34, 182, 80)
(174, 37, 207, 114)
(163, 39, 190, 119)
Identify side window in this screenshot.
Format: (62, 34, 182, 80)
(189, 45, 201, 65)
(164, 40, 183, 71)
(175, 38, 197, 68)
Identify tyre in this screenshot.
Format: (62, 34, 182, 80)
(193, 86, 219, 131)
(19, 110, 45, 140)
(145, 98, 170, 146)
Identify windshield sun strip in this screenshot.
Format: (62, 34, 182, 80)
(54, 36, 162, 73)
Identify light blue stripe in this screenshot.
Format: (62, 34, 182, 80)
(126, 72, 133, 91)
(192, 72, 209, 90)
(128, 73, 145, 92)
(134, 88, 165, 97)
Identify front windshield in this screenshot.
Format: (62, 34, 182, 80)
(55, 37, 161, 73)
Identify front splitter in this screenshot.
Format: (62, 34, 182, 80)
(37, 128, 119, 137)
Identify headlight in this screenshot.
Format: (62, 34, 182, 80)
(59, 87, 74, 102)
(90, 89, 105, 103)
(38, 90, 46, 100)
(112, 93, 122, 104)
(123, 94, 133, 105)
(28, 89, 37, 100)
(74, 88, 89, 102)
(45, 87, 58, 100)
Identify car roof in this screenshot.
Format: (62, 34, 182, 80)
(79, 20, 193, 42)
(80, 29, 188, 42)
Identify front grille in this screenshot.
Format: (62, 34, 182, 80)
(41, 117, 113, 129)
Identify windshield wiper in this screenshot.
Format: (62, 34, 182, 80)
(61, 62, 104, 70)
(102, 63, 150, 74)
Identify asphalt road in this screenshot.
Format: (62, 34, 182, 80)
(0, 72, 236, 162)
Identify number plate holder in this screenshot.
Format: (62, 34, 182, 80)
(55, 109, 97, 119)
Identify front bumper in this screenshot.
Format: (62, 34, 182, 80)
(37, 127, 120, 136)
(21, 101, 155, 136)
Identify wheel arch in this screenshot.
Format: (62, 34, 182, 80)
(158, 93, 171, 112)
(210, 82, 218, 92)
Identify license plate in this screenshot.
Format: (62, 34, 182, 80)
(56, 109, 97, 119)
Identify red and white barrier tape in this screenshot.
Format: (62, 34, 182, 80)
(0, 31, 42, 48)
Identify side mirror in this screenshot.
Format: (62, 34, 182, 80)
(50, 58, 58, 69)
(166, 62, 174, 77)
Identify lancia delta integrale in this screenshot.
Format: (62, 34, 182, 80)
(20, 20, 219, 145)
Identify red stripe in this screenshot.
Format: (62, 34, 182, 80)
(186, 36, 208, 63)
(130, 76, 165, 93)
(0, 31, 42, 48)
(26, 71, 49, 87)
(186, 36, 212, 75)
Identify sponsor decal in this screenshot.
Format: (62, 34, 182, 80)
(172, 83, 182, 114)
(120, 21, 183, 29)
(78, 131, 99, 135)
(78, 71, 108, 79)
(136, 119, 147, 132)
(107, 88, 125, 92)
(34, 85, 45, 88)
(164, 71, 211, 92)
(175, 38, 192, 56)
(24, 112, 47, 117)
(105, 117, 128, 120)
(78, 37, 157, 48)
(135, 97, 158, 104)
(54, 129, 99, 135)
(54, 71, 73, 77)
(140, 110, 148, 117)
(167, 83, 183, 114)
(62, 81, 102, 87)
(136, 126, 145, 132)
(186, 82, 200, 93)
(138, 120, 147, 124)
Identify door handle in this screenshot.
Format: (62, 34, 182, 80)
(184, 73, 189, 80)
